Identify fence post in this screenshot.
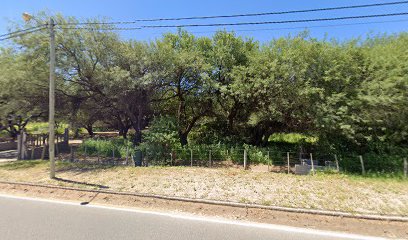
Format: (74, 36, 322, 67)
(97, 140, 100, 163)
(403, 158, 407, 178)
(267, 151, 270, 172)
(287, 152, 290, 174)
(63, 128, 69, 144)
(126, 144, 129, 165)
(170, 152, 173, 166)
(41, 143, 47, 160)
(70, 146, 74, 162)
(17, 134, 22, 160)
(22, 132, 27, 159)
(310, 153, 315, 175)
(209, 150, 212, 168)
(243, 149, 247, 170)
(84, 143, 87, 161)
(334, 154, 339, 172)
(30, 148, 35, 160)
(359, 155, 366, 175)
(190, 149, 193, 167)
(112, 148, 115, 160)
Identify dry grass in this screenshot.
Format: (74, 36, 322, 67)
(0, 160, 407, 216)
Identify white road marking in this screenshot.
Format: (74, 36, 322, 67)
(0, 193, 386, 240)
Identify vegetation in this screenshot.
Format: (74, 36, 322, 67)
(0, 13, 407, 173)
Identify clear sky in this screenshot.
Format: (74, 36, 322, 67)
(1, 0, 408, 43)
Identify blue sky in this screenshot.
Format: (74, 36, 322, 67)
(1, 0, 408, 43)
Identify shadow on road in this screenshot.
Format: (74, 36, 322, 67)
(54, 177, 109, 189)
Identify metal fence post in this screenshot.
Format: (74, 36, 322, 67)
(84, 141, 87, 161)
(267, 151, 270, 172)
(287, 152, 290, 174)
(190, 149, 193, 167)
(310, 153, 315, 175)
(243, 149, 247, 170)
(359, 155, 366, 175)
(403, 158, 407, 178)
(334, 154, 339, 172)
(70, 146, 74, 162)
(209, 150, 212, 168)
(126, 144, 129, 165)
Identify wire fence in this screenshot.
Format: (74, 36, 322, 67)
(54, 144, 408, 176)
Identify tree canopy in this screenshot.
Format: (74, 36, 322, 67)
(1, 14, 407, 155)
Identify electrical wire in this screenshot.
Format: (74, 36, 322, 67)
(186, 18, 408, 35)
(58, 1, 408, 25)
(58, 26, 142, 31)
(137, 12, 408, 28)
(0, 27, 47, 41)
(131, 0, 408, 22)
(0, 25, 46, 38)
(55, 12, 408, 29)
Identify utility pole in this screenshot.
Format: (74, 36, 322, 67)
(49, 17, 56, 179)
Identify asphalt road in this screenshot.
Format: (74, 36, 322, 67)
(0, 195, 382, 240)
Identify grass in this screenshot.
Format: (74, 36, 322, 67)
(0, 160, 407, 216)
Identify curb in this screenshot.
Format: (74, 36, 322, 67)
(0, 180, 407, 222)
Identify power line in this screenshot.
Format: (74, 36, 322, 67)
(131, 1, 408, 22)
(0, 27, 46, 41)
(59, 1, 408, 26)
(56, 12, 408, 29)
(61, 18, 408, 34)
(138, 12, 408, 28)
(0, 25, 46, 38)
(58, 26, 142, 31)
(186, 18, 408, 35)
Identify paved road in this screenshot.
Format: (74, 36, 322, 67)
(0, 195, 382, 240)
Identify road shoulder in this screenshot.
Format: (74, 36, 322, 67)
(0, 182, 406, 239)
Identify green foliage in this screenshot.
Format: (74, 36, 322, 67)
(137, 116, 180, 164)
(2, 14, 407, 173)
(269, 133, 318, 144)
(78, 138, 131, 158)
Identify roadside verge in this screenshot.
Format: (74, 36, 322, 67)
(0, 180, 407, 239)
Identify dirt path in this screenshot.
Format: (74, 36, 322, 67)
(0, 182, 406, 239)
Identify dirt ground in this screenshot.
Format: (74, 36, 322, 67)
(1, 160, 407, 216)
(0, 182, 407, 239)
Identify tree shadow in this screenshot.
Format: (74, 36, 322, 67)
(54, 177, 109, 189)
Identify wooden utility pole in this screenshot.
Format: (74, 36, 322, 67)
(49, 17, 56, 179)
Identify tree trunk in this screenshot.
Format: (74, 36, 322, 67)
(119, 128, 129, 139)
(85, 124, 94, 137)
(179, 131, 188, 146)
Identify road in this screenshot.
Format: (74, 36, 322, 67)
(0, 195, 383, 240)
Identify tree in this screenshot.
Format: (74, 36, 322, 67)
(0, 48, 47, 138)
(149, 30, 213, 146)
